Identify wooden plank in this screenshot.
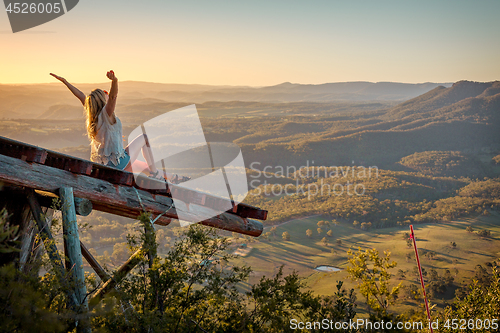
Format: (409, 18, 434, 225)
(231, 202, 268, 220)
(43, 147, 134, 185)
(133, 173, 268, 221)
(0, 136, 47, 163)
(0, 153, 263, 236)
(0, 135, 133, 185)
(90, 164, 134, 186)
(44, 152, 93, 175)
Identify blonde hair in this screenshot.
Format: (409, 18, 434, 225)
(84, 89, 107, 140)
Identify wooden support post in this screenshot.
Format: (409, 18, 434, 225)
(59, 187, 91, 333)
(89, 248, 144, 307)
(24, 207, 54, 274)
(25, 190, 79, 308)
(80, 241, 109, 281)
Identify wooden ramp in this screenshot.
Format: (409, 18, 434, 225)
(0, 135, 266, 236)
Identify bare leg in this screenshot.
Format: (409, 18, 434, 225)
(124, 134, 176, 180)
(125, 159, 148, 173)
(124, 134, 157, 174)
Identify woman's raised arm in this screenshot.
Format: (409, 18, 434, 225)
(105, 70, 118, 117)
(50, 73, 86, 106)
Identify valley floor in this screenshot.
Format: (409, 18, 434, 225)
(230, 212, 500, 315)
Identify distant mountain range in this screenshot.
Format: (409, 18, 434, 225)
(0, 80, 498, 176)
(148, 81, 453, 103)
(0, 81, 452, 119)
(234, 80, 500, 170)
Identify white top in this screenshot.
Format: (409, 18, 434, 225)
(90, 106, 126, 166)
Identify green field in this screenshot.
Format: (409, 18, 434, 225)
(230, 211, 500, 315)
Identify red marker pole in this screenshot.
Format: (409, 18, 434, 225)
(410, 225, 434, 333)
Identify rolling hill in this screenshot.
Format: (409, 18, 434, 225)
(0, 80, 451, 120)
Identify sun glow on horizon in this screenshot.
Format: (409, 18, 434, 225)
(0, 1, 499, 85)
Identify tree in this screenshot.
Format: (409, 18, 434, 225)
(246, 269, 357, 332)
(346, 247, 402, 317)
(317, 228, 323, 236)
(321, 237, 328, 246)
(0, 208, 87, 332)
(336, 239, 342, 246)
(317, 221, 325, 228)
(306, 229, 313, 238)
(0, 209, 361, 333)
(326, 230, 333, 237)
(282, 231, 290, 241)
(429, 268, 439, 281)
(450, 241, 457, 249)
(466, 226, 474, 233)
(441, 268, 500, 332)
(412, 266, 419, 280)
(97, 220, 360, 332)
(403, 284, 420, 300)
(353, 221, 360, 228)
(111, 242, 131, 263)
(443, 269, 454, 285)
(474, 264, 491, 287)
(477, 229, 491, 238)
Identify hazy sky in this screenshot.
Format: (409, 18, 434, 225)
(1, 0, 499, 85)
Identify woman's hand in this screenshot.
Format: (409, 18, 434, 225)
(105, 70, 118, 116)
(50, 73, 85, 105)
(50, 73, 67, 83)
(106, 70, 117, 81)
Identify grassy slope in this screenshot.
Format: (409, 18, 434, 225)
(230, 211, 500, 315)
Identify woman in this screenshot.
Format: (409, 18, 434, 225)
(50, 71, 170, 181)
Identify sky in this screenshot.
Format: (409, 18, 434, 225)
(1, 0, 499, 86)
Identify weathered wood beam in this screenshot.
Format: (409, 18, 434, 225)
(19, 208, 50, 274)
(89, 248, 144, 307)
(0, 135, 267, 221)
(25, 189, 79, 308)
(35, 190, 93, 216)
(60, 188, 88, 304)
(0, 154, 263, 236)
(59, 187, 91, 333)
(80, 241, 109, 281)
(134, 174, 267, 220)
